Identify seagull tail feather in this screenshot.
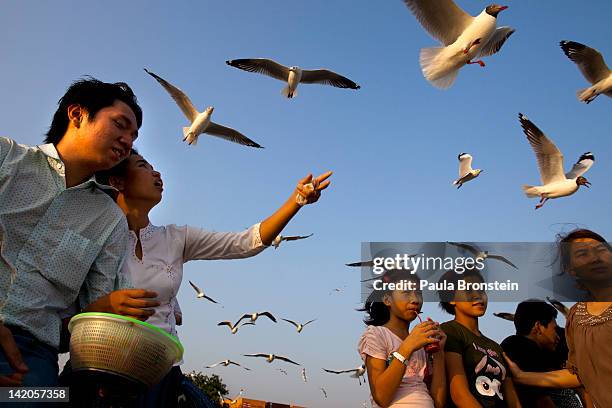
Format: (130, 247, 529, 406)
(281, 86, 297, 99)
(419, 47, 458, 89)
(183, 127, 197, 146)
(522, 185, 540, 198)
(577, 87, 597, 104)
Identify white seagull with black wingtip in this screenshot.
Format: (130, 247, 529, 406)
(281, 318, 316, 333)
(402, 1, 514, 88)
(243, 353, 301, 366)
(272, 233, 314, 249)
(226, 58, 360, 98)
(323, 364, 367, 386)
(560, 40, 612, 104)
(447, 242, 517, 269)
(217, 318, 254, 335)
(188, 280, 219, 304)
(144, 68, 262, 148)
(519, 113, 593, 209)
(206, 360, 251, 371)
(237, 311, 277, 325)
(453, 153, 483, 188)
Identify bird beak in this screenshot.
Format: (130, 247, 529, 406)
(499, 6, 508, 11)
(585, 181, 591, 187)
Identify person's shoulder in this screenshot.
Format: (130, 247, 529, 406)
(0, 137, 39, 157)
(441, 319, 462, 335)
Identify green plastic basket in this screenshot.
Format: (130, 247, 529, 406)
(68, 312, 184, 388)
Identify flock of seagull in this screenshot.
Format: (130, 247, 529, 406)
(139, 0, 610, 404)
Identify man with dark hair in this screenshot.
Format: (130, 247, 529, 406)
(0, 77, 157, 386)
(501, 300, 581, 407)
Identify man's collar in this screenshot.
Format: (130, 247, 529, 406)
(38, 143, 60, 160)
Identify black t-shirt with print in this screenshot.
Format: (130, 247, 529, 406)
(442, 320, 509, 408)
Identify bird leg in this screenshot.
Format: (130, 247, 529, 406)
(467, 59, 486, 67)
(535, 196, 548, 210)
(463, 38, 482, 54)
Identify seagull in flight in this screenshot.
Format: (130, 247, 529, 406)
(281, 318, 316, 333)
(547, 297, 570, 318)
(217, 319, 255, 335)
(237, 311, 277, 325)
(243, 353, 300, 366)
(144, 68, 262, 148)
(402, 1, 514, 88)
(453, 153, 483, 188)
(188, 280, 219, 303)
(301, 368, 308, 383)
(206, 360, 251, 371)
(519, 113, 593, 209)
(277, 368, 288, 376)
(272, 233, 313, 249)
(320, 387, 328, 398)
(323, 365, 367, 385)
(493, 312, 515, 322)
(226, 58, 360, 98)
(560, 40, 612, 104)
(446, 242, 518, 269)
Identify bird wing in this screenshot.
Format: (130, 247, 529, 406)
(236, 314, 253, 326)
(565, 153, 594, 179)
(560, 41, 610, 85)
(259, 311, 277, 323)
(203, 295, 218, 304)
(217, 321, 233, 328)
(283, 233, 314, 242)
(478, 27, 515, 57)
(226, 58, 290, 81)
(493, 312, 515, 322)
(144, 69, 200, 122)
(547, 297, 570, 317)
(487, 254, 518, 269)
(276, 355, 300, 365)
(300, 69, 360, 89)
(206, 362, 221, 368)
(518, 113, 566, 185)
(402, 0, 474, 46)
(281, 318, 299, 328)
(205, 122, 263, 148)
(346, 260, 374, 267)
(303, 319, 317, 326)
(323, 368, 354, 374)
(238, 321, 255, 327)
(243, 353, 267, 358)
(458, 154, 473, 177)
(447, 242, 480, 256)
(189, 280, 203, 295)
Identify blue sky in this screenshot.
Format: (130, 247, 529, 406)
(2, 1, 611, 406)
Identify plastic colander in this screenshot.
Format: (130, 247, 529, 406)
(68, 312, 184, 388)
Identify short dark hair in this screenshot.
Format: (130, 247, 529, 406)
(359, 269, 421, 326)
(513, 299, 558, 336)
(95, 148, 140, 189)
(557, 229, 611, 274)
(438, 268, 485, 315)
(44, 77, 143, 144)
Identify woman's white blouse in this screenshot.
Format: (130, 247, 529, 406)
(124, 222, 266, 338)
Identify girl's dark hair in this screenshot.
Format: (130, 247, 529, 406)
(557, 229, 610, 275)
(45, 77, 143, 145)
(438, 268, 485, 315)
(359, 269, 421, 326)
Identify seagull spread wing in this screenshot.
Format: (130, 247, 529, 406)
(323, 368, 355, 374)
(547, 297, 570, 317)
(226, 58, 290, 81)
(300, 69, 360, 89)
(206, 362, 221, 368)
(458, 154, 473, 177)
(479, 27, 515, 57)
(276, 355, 300, 365)
(303, 319, 317, 326)
(519, 114, 565, 185)
(189, 280, 203, 295)
(346, 260, 374, 267)
(203, 295, 218, 304)
(493, 312, 515, 321)
(560, 41, 610, 85)
(144, 69, 200, 122)
(259, 312, 277, 323)
(205, 122, 263, 148)
(487, 254, 518, 269)
(447, 242, 480, 256)
(281, 318, 299, 328)
(217, 321, 233, 328)
(244, 353, 268, 358)
(283, 233, 314, 242)
(403, 0, 474, 46)
(565, 153, 594, 179)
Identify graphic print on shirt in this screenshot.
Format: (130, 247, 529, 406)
(472, 343, 506, 401)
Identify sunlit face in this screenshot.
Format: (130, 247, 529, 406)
(536, 319, 559, 352)
(78, 100, 139, 171)
(117, 154, 163, 205)
(568, 238, 612, 286)
(384, 286, 423, 323)
(452, 275, 488, 318)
